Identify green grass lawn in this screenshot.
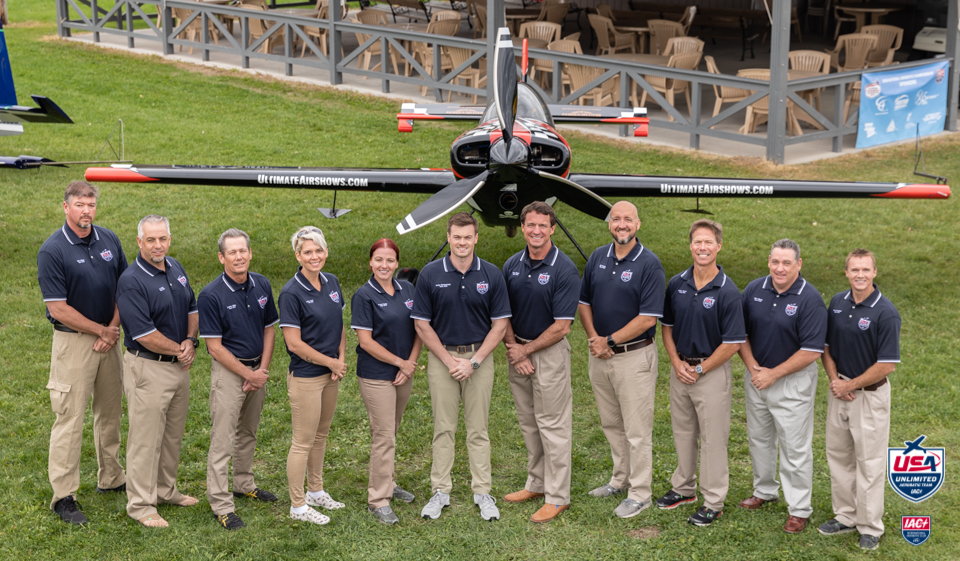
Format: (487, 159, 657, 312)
(2, 3, 959, 559)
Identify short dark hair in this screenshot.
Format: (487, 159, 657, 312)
(771, 238, 800, 261)
(218, 228, 250, 255)
(845, 248, 876, 269)
(447, 212, 478, 233)
(520, 201, 557, 226)
(689, 219, 722, 244)
(64, 180, 99, 203)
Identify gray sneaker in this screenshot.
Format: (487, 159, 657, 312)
(818, 518, 857, 536)
(588, 484, 625, 498)
(369, 505, 399, 525)
(393, 486, 415, 503)
(420, 490, 450, 520)
(474, 493, 500, 521)
(859, 534, 880, 551)
(614, 498, 651, 519)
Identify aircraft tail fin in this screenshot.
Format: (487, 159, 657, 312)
(0, 24, 18, 106)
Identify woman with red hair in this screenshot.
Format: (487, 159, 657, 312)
(350, 239, 422, 524)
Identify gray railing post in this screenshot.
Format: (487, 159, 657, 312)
(92, 0, 100, 42)
(619, 69, 629, 137)
(127, 0, 135, 48)
(330, 0, 342, 85)
(690, 77, 701, 150)
(56, 0, 71, 37)
(947, 0, 958, 131)
(766, 0, 790, 164)
(162, 2, 173, 55)
(285, 23, 293, 75)
(381, 36, 391, 93)
(833, 82, 844, 152)
(202, 11, 210, 62)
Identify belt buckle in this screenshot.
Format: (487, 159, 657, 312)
(457, 345, 468, 354)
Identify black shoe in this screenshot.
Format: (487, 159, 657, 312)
(53, 496, 88, 525)
(688, 506, 722, 527)
(233, 488, 278, 502)
(215, 512, 247, 530)
(818, 518, 857, 536)
(859, 534, 880, 551)
(656, 490, 696, 510)
(96, 483, 127, 494)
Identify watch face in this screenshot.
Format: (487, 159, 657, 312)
(607, 337, 615, 348)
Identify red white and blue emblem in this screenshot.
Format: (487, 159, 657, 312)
(177, 275, 187, 287)
(859, 317, 871, 330)
(258, 295, 268, 309)
(404, 299, 414, 310)
(329, 291, 340, 304)
(785, 303, 798, 316)
(538, 273, 550, 285)
(888, 435, 945, 503)
(99, 249, 114, 262)
(901, 516, 931, 546)
(702, 297, 715, 309)
(476, 282, 489, 294)
(620, 270, 633, 282)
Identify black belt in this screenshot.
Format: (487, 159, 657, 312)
(127, 348, 178, 363)
(238, 356, 262, 368)
(678, 353, 705, 366)
(839, 374, 887, 392)
(53, 322, 107, 334)
(444, 342, 482, 354)
(611, 338, 654, 354)
(515, 336, 533, 344)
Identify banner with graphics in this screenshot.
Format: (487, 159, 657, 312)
(856, 60, 949, 149)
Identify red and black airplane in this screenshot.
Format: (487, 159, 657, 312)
(85, 28, 950, 240)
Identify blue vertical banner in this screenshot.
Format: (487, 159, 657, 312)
(856, 60, 949, 149)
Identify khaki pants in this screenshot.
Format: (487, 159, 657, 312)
(358, 376, 413, 508)
(588, 343, 658, 503)
(47, 330, 125, 509)
(426, 349, 494, 494)
(206, 359, 266, 515)
(669, 359, 732, 511)
(508, 338, 572, 505)
(123, 351, 191, 520)
(826, 379, 890, 537)
(744, 362, 817, 518)
(286, 372, 339, 508)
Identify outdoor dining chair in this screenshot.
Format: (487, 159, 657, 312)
(788, 50, 830, 112)
(861, 24, 903, 67)
(647, 19, 684, 55)
(445, 46, 486, 103)
(243, 5, 285, 54)
(352, 9, 401, 77)
(544, 38, 582, 96)
(638, 50, 702, 121)
(588, 14, 635, 56)
(704, 55, 752, 126)
(661, 36, 703, 57)
(563, 63, 619, 106)
(171, 6, 220, 54)
(737, 68, 803, 136)
(825, 33, 877, 71)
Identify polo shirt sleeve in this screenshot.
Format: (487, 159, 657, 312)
(876, 308, 901, 363)
(825, 294, 839, 350)
(638, 262, 666, 317)
(720, 288, 746, 344)
(350, 287, 374, 331)
(197, 290, 223, 339)
(488, 271, 512, 320)
(37, 249, 68, 302)
(579, 255, 595, 306)
(109, 230, 129, 277)
(660, 278, 675, 326)
(117, 282, 157, 340)
(553, 265, 579, 320)
(411, 272, 434, 322)
(262, 279, 279, 327)
(278, 290, 302, 329)
(798, 296, 827, 353)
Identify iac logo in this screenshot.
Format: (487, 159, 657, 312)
(888, 435, 945, 503)
(901, 516, 931, 546)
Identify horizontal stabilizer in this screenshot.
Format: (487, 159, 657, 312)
(0, 95, 73, 124)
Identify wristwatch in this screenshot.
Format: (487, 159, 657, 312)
(606, 335, 616, 348)
(188, 336, 199, 349)
(470, 358, 481, 370)
(695, 364, 703, 375)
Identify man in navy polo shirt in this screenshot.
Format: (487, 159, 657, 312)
(578, 200, 665, 519)
(413, 212, 511, 522)
(117, 215, 200, 528)
(38, 180, 127, 525)
(199, 229, 279, 531)
(738, 239, 826, 535)
(501, 202, 580, 523)
(818, 249, 900, 552)
(656, 219, 744, 527)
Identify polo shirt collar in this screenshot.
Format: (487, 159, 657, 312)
(843, 283, 882, 307)
(60, 222, 99, 246)
(366, 275, 402, 294)
(605, 241, 644, 262)
(294, 266, 328, 291)
(220, 272, 253, 292)
(680, 264, 728, 290)
(761, 273, 807, 295)
(135, 253, 171, 277)
(441, 253, 480, 273)
(521, 243, 559, 268)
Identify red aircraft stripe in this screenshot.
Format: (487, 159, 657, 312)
(395, 113, 445, 120)
(871, 184, 951, 199)
(85, 168, 157, 183)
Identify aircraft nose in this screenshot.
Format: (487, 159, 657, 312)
(489, 138, 529, 168)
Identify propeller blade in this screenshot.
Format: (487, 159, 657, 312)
(396, 171, 490, 234)
(533, 170, 612, 220)
(493, 27, 517, 145)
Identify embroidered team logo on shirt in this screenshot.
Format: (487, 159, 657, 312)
(859, 317, 871, 330)
(177, 275, 188, 287)
(538, 273, 550, 285)
(329, 291, 340, 304)
(785, 303, 798, 316)
(258, 295, 268, 309)
(405, 299, 414, 310)
(476, 282, 489, 294)
(702, 297, 716, 309)
(621, 270, 633, 282)
(100, 249, 114, 262)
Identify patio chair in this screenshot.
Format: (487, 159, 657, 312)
(788, 49, 830, 112)
(805, 0, 831, 37)
(596, 4, 616, 21)
(661, 36, 703, 57)
(411, 18, 461, 92)
(862, 24, 903, 67)
(563, 31, 580, 42)
(564, 63, 619, 106)
(588, 14, 634, 56)
(704, 55, 751, 126)
(244, 6, 285, 54)
(520, 21, 562, 43)
(832, 1, 858, 40)
(431, 9, 461, 23)
(537, 3, 570, 26)
(676, 6, 696, 36)
(825, 33, 877, 71)
(352, 9, 400, 77)
(171, 7, 220, 55)
(468, 0, 486, 38)
(647, 19, 684, 55)
(638, 50, 702, 121)
(299, 5, 349, 58)
(737, 68, 803, 136)
(544, 38, 582, 96)
(446, 46, 486, 103)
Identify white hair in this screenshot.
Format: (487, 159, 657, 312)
(137, 215, 170, 238)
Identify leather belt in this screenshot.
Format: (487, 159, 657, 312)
(127, 348, 178, 363)
(611, 338, 654, 354)
(54, 322, 107, 334)
(515, 336, 533, 344)
(444, 342, 482, 354)
(239, 356, 262, 368)
(678, 353, 705, 366)
(839, 374, 887, 392)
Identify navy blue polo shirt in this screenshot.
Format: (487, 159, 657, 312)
(741, 274, 827, 368)
(351, 276, 417, 381)
(826, 285, 901, 378)
(661, 265, 745, 359)
(579, 242, 665, 344)
(117, 254, 198, 352)
(502, 244, 580, 341)
(411, 253, 512, 346)
(38, 223, 128, 325)
(198, 272, 279, 360)
(278, 268, 345, 378)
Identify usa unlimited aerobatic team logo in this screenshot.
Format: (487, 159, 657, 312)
(329, 291, 340, 304)
(404, 299, 414, 310)
(621, 270, 633, 282)
(888, 435, 944, 503)
(258, 295, 267, 309)
(476, 282, 489, 294)
(901, 516, 931, 546)
(538, 273, 550, 285)
(177, 275, 187, 287)
(702, 297, 715, 309)
(859, 317, 871, 330)
(100, 249, 114, 262)
(785, 303, 798, 316)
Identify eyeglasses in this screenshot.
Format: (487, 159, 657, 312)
(296, 227, 323, 239)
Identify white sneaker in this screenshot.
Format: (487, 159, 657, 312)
(290, 506, 329, 525)
(306, 490, 345, 510)
(474, 493, 500, 521)
(420, 490, 450, 520)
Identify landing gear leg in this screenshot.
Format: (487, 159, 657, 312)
(555, 216, 588, 261)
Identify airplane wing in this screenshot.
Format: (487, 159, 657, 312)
(568, 173, 951, 199)
(548, 105, 649, 137)
(397, 102, 485, 132)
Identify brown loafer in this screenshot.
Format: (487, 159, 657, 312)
(784, 515, 808, 533)
(738, 495, 778, 510)
(504, 489, 545, 503)
(531, 503, 568, 523)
